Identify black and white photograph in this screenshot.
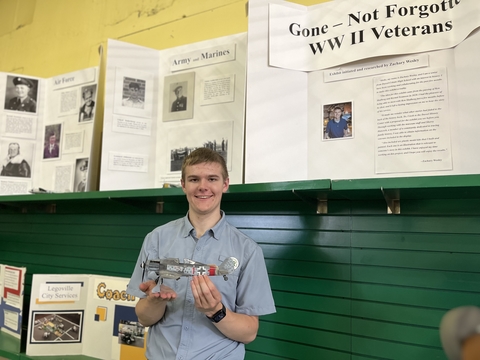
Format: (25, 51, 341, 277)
(162, 72, 195, 122)
(73, 157, 88, 192)
(78, 84, 97, 122)
(168, 121, 232, 172)
(42, 124, 62, 160)
(121, 77, 145, 109)
(117, 320, 145, 348)
(170, 141, 228, 172)
(4, 75, 39, 114)
(0, 140, 34, 178)
(170, 82, 188, 113)
(322, 102, 353, 140)
(30, 311, 82, 344)
(113, 68, 153, 119)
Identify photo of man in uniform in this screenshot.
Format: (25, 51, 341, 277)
(162, 73, 194, 122)
(171, 85, 187, 112)
(4, 76, 38, 113)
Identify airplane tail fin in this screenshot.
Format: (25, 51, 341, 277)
(218, 257, 239, 275)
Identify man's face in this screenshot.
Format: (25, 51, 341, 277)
(78, 161, 88, 181)
(175, 87, 183, 98)
(181, 162, 229, 218)
(84, 91, 93, 104)
(8, 144, 19, 157)
(334, 109, 342, 121)
(49, 135, 56, 145)
(15, 84, 29, 99)
(130, 86, 139, 100)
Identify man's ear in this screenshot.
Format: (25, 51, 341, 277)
(223, 177, 230, 193)
(180, 178, 186, 193)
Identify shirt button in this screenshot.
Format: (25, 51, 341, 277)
(184, 326, 188, 330)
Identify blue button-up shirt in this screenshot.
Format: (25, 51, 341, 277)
(126, 212, 276, 359)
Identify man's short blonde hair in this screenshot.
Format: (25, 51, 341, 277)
(181, 147, 228, 181)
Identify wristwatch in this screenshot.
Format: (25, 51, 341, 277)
(207, 303, 226, 323)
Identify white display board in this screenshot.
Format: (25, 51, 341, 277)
(26, 274, 143, 360)
(246, 0, 480, 183)
(100, 33, 247, 190)
(0, 67, 101, 194)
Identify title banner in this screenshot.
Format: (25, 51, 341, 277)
(269, 0, 480, 71)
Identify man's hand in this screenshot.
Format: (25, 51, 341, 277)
(135, 280, 176, 327)
(190, 275, 259, 343)
(190, 275, 223, 317)
(139, 280, 177, 301)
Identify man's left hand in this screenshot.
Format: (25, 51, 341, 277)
(191, 275, 223, 317)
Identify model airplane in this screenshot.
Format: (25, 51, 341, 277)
(142, 257, 239, 285)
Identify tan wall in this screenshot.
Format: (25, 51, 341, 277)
(0, 0, 326, 77)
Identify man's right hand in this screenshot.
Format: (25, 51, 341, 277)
(136, 280, 177, 326)
(139, 280, 177, 301)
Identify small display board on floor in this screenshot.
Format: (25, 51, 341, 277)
(26, 274, 145, 360)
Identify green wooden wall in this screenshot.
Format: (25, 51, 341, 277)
(1, 183, 479, 360)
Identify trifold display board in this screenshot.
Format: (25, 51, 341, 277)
(246, 0, 480, 183)
(100, 33, 247, 190)
(26, 274, 143, 360)
(0, 264, 26, 349)
(0, 67, 101, 195)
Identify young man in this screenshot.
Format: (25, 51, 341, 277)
(43, 132, 60, 159)
(325, 106, 349, 139)
(122, 82, 144, 109)
(126, 147, 276, 359)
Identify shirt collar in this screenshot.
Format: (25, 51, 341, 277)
(181, 210, 226, 240)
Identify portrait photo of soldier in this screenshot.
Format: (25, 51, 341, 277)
(170, 84, 187, 112)
(4, 76, 39, 113)
(162, 72, 195, 122)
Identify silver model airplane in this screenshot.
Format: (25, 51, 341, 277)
(142, 257, 239, 284)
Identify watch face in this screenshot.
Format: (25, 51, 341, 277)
(209, 304, 227, 323)
(213, 311, 226, 322)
